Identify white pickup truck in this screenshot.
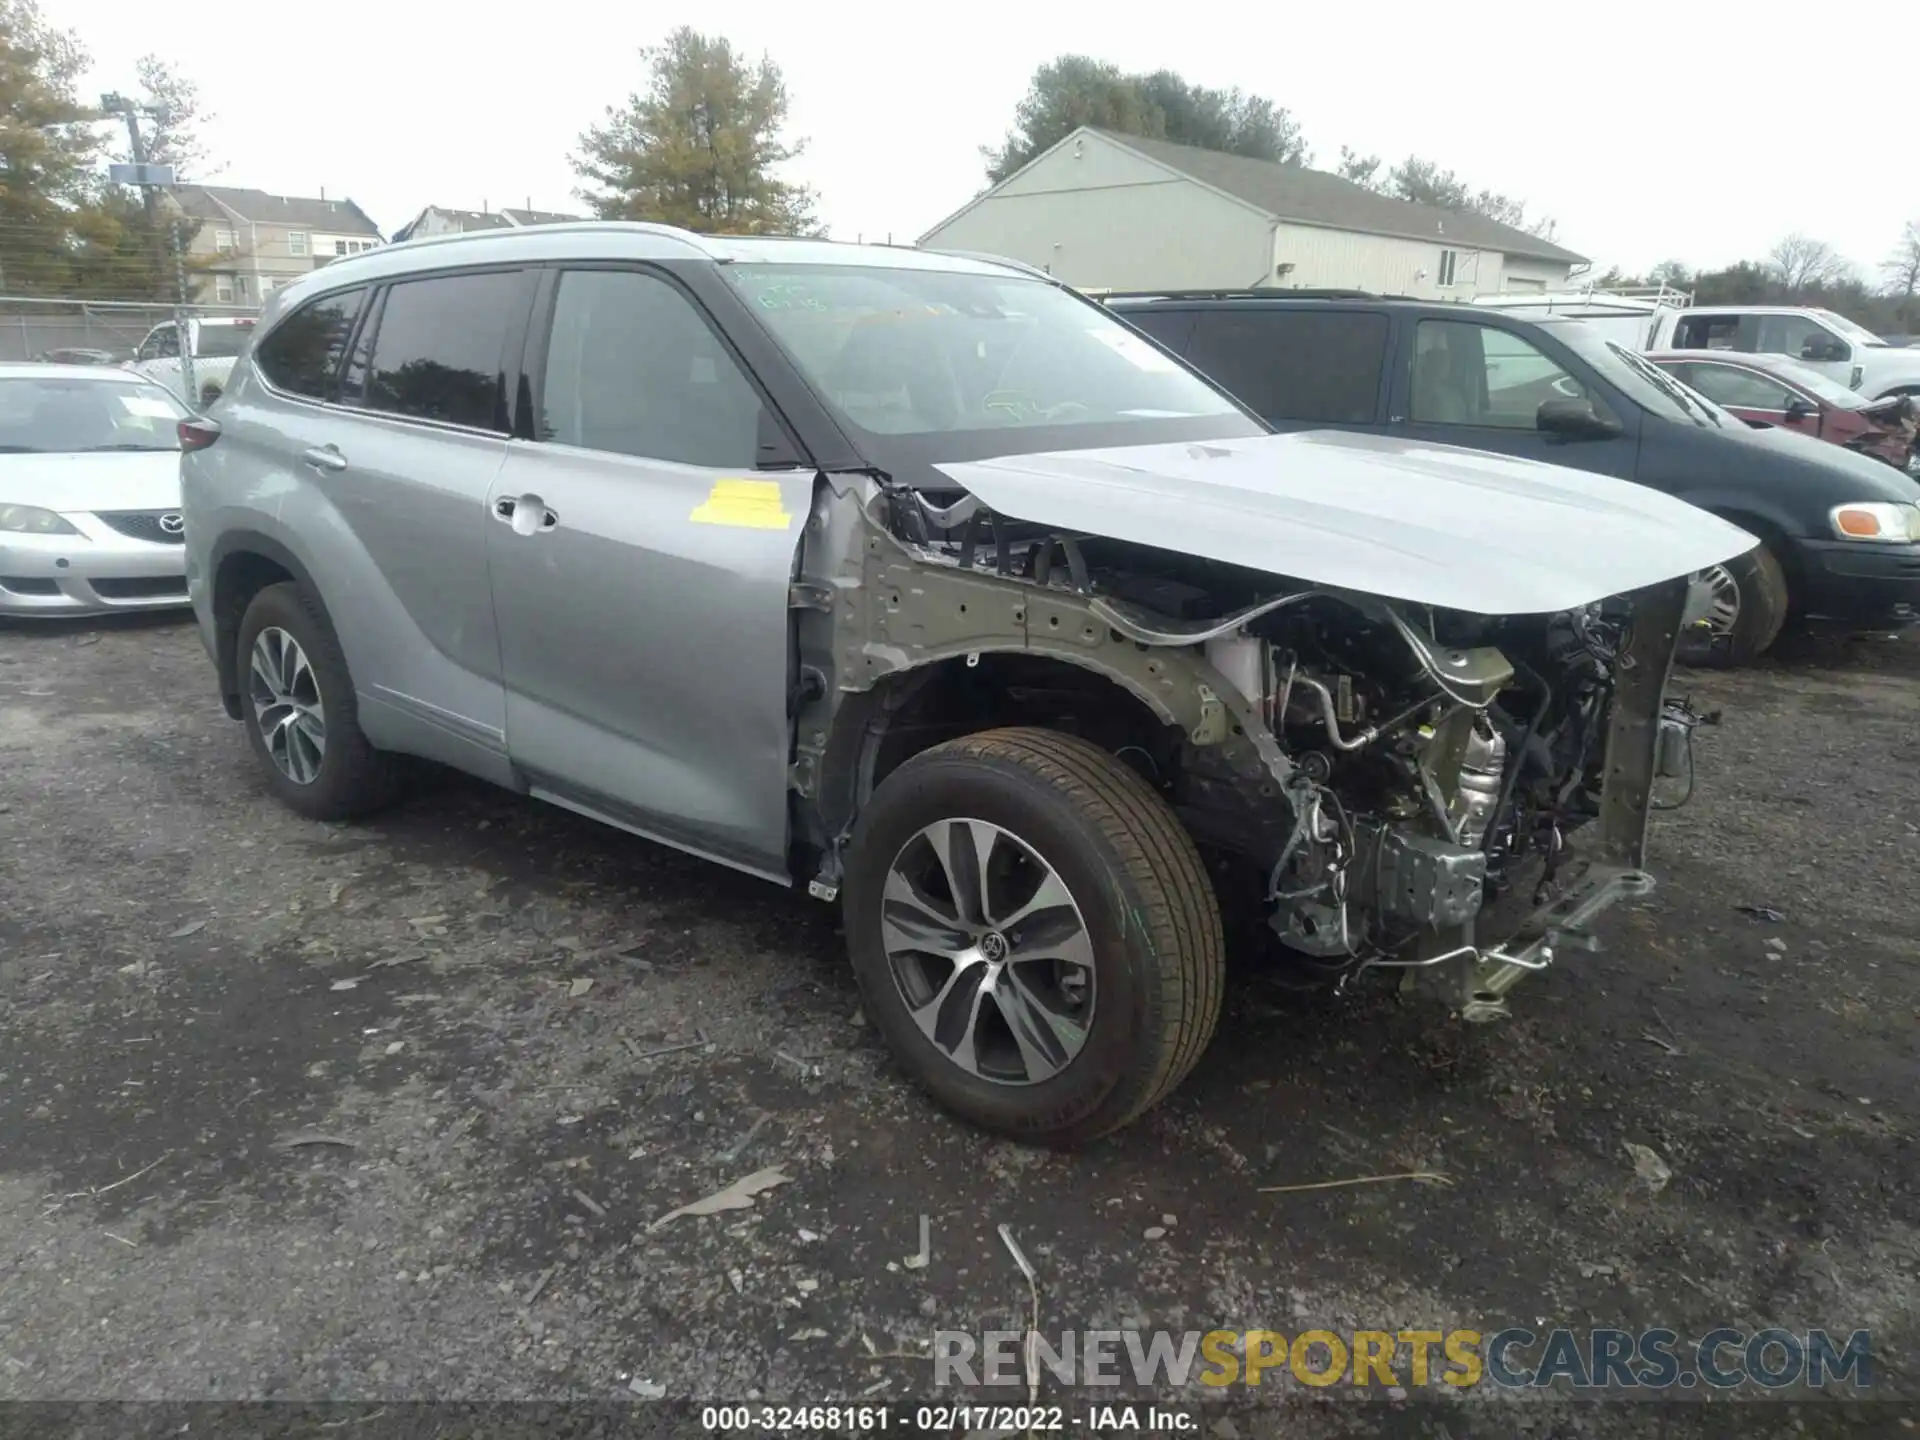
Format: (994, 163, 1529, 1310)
(126, 316, 258, 409)
(1644, 305, 1920, 402)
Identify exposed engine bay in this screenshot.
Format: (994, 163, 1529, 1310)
(793, 467, 1722, 1020)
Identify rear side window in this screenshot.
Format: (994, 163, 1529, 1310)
(362, 271, 522, 432)
(537, 268, 771, 468)
(254, 289, 367, 400)
(1672, 314, 1746, 351)
(1185, 310, 1388, 424)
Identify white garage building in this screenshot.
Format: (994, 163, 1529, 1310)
(918, 127, 1587, 300)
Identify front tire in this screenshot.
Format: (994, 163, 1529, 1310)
(842, 727, 1224, 1146)
(236, 582, 399, 821)
(1679, 543, 1789, 668)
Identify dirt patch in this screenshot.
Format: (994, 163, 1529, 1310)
(0, 615, 1914, 1433)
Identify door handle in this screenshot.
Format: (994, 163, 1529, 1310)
(301, 445, 348, 474)
(493, 495, 559, 534)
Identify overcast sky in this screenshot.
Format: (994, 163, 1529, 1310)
(47, 0, 1916, 280)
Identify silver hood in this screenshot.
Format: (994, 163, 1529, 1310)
(933, 430, 1756, 616)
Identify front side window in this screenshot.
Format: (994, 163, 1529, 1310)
(139, 325, 179, 361)
(1410, 320, 1594, 429)
(1186, 309, 1387, 424)
(539, 269, 771, 469)
(1757, 314, 1845, 362)
(361, 271, 521, 431)
(722, 263, 1244, 442)
(1669, 363, 1795, 412)
(254, 288, 367, 399)
(0, 378, 188, 453)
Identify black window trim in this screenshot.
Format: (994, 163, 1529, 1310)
(250, 264, 534, 440)
(515, 258, 810, 471)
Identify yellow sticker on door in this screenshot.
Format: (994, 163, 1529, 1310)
(689, 479, 793, 530)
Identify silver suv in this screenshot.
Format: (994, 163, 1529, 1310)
(182, 224, 1750, 1145)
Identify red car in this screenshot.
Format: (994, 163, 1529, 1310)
(1649, 349, 1919, 476)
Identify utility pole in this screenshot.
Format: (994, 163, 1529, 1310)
(103, 91, 195, 403)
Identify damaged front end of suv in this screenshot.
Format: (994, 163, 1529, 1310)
(713, 249, 1752, 1145)
(786, 429, 1748, 1121)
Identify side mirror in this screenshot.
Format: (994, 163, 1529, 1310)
(1537, 396, 1624, 439)
(1784, 395, 1817, 421)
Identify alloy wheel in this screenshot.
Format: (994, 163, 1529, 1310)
(879, 817, 1096, 1086)
(248, 626, 327, 785)
(1696, 564, 1742, 637)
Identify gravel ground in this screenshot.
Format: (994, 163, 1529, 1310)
(0, 612, 1914, 1437)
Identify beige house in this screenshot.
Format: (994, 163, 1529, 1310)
(166, 186, 384, 307)
(389, 204, 583, 243)
(919, 128, 1587, 300)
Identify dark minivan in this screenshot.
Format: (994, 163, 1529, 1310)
(1108, 293, 1920, 664)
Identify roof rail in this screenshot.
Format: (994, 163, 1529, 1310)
(918, 247, 1059, 282)
(1095, 287, 1433, 305)
(382, 218, 714, 258)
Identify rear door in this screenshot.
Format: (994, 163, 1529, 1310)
(1393, 316, 1638, 479)
(254, 269, 531, 762)
(1181, 307, 1392, 433)
(485, 264, 814, 883)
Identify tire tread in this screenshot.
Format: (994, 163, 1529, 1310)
(916, 726, 1224, 1137)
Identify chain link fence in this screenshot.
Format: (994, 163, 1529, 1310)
(0, 297, 263, 364)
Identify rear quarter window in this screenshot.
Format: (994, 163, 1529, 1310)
(254, 288, 368, 400)
(1185, 309, 1389, 425)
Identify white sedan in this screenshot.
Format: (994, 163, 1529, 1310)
(0, 364, 195, 617)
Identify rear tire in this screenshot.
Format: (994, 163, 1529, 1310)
(236, 582, 400, 821)
(842, 727, 1224, 1146)
(1679, 543, 1789, 668)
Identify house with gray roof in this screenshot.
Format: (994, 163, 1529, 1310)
(166, 185, 384, 308)
(389, 204, 585, 244)
(917, 127, 1587, 299)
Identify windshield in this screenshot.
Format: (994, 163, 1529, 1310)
(722, 263, 1257, 466)
(194, 323, 255, 358)
(1547, 321, 1732, 428)
(1814, 310, 1886, 348)
(0, 377, 188, 452)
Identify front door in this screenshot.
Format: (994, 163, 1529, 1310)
(1395, 317, 1638, 480)
(133, 322, 186, 402)
(486, 265, 813, 883)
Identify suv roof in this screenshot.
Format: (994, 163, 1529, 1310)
(260, 222, 1044, 316)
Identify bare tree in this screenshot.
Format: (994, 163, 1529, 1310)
(1881, 221, 1920, 301)
(1766, 233, 1852, 294)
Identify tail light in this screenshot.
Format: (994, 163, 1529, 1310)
(178, 417, 222, 452)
